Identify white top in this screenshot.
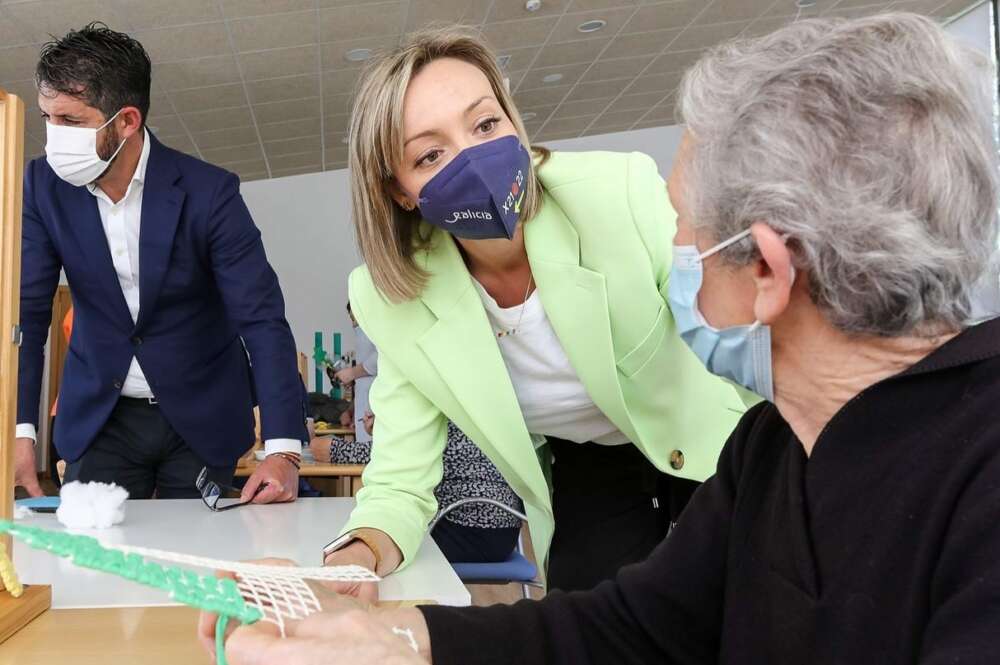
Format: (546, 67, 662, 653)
(473, 279, 629, 445)
(13, 498, 470, 609)
(17, 131, 298, 455)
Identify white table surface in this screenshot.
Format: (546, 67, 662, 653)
(13, 497, 470, 608)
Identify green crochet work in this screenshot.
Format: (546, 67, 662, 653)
(0, 520, 261, 664)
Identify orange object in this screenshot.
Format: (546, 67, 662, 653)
(49, 307, 73, 417)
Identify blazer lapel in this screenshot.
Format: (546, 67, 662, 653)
(416, 233, 550, 506)
(61, 182, 134, 330)
(524, 193, 638, 443)
(136, 135, 185, 331)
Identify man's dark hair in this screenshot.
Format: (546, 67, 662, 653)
(35, 22, 151, 125)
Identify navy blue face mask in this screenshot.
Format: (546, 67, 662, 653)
(416, 135, 530, 240)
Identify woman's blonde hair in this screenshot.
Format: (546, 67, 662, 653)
(348, 25, 545, 303)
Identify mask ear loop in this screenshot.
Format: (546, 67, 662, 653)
(702, 229, 794, 334)
(98, 109, 130, 168)
(698, 228, 753, 261)
(97, 108, 124, 131)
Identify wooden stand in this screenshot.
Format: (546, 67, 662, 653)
(0, 88, 51, 640)
(0, 586, 51, 644)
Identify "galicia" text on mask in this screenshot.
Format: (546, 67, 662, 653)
(444, 209, 494, 224)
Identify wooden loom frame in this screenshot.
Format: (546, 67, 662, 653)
(0, 87, 51, 643)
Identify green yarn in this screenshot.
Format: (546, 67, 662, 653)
(0, 520, 262, 665)
(217, 613, 230, 665)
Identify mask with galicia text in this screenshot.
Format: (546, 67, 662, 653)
(417, 135, 530, 240)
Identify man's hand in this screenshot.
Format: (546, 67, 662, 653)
(241, 455, 299, 504)
(15, 437, 43, 497)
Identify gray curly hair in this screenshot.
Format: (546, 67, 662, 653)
(679, 12, 999, 336)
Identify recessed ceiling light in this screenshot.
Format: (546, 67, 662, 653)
(577, 19, 607, 33)
(541, 73, 563, 84)
(345, 48, 373, 62)
(795, 0, 817, 6)
(521, 111, 538, 121)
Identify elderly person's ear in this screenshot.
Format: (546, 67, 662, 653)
(749, 222, 795, 325)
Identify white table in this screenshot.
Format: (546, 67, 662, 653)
(14, 497, 470, 608)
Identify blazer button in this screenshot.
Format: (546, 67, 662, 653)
(131, 336, 142, 345)
(669, 449, 685, 470)
(113, 380, 123, 389)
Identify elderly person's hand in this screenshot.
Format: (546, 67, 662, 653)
(339, 408, 355, 430)
(197, 558, 391, 661)
(363, 410, 375, 436)
(223, 609, 429, 665)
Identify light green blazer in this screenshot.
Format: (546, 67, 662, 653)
(343, 150, 749, 575)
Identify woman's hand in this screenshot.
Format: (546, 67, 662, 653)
(334, 366, 362, 386)
(224, 609, 429, 665)
(322, 541, 380, 603)
(363, 410, 375, 436)
(309, 436, 333, 463)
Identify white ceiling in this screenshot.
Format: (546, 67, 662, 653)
(0, 0, 983, 181)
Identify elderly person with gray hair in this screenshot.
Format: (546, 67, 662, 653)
(204, 13, 1000, 665)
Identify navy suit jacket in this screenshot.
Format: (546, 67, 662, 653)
(18, 134, 307, 466)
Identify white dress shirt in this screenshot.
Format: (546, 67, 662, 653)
(18, 130, 301, 456)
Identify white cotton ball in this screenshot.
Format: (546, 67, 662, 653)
(56, 481, 129, 529)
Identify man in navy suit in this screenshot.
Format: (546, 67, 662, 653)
(14, 24, 306, 502)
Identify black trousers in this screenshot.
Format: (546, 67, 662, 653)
(432, 519, 521, 564)
(547, 437, 700, 592)
(63, 397, 235, 499)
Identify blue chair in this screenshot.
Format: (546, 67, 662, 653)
(430, 498, 542, 600)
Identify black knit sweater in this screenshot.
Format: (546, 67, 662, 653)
(421, 318, 1000, 665)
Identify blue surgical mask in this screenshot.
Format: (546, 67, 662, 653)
(417, 135, 530, 240)
(667, 229, 790, 402)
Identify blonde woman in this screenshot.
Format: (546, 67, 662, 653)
(321, 27, 747, 592)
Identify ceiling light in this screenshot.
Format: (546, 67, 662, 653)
(795, 0, 817, 6)
(525, 0, 541, 11)
(521, 112, 538, 121)
(577, 19, 607, 33)
(541, 73, 563, 84)
(345, 48, 373, 62)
